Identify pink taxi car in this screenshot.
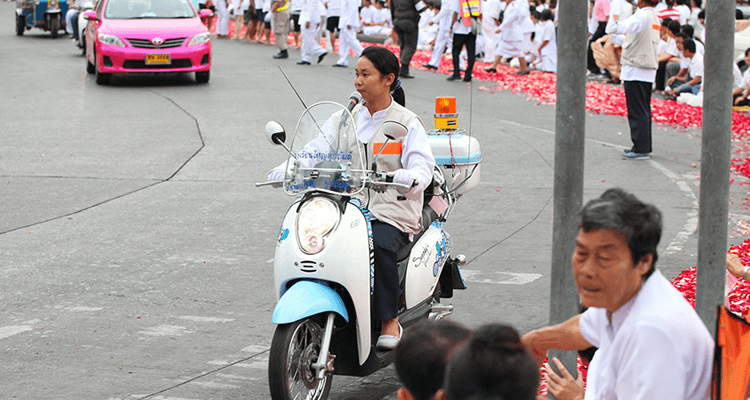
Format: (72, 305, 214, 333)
(83, 0, 211, 85)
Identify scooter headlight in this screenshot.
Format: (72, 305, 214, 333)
(297, 197, 340, 255)
(98, 34, 125, 47)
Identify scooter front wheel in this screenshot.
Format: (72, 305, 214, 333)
(268, 317, 333, 400)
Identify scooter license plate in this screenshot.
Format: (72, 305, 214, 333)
(145, 54, 170, 65)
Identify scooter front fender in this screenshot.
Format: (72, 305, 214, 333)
(271, 281, 349, 324)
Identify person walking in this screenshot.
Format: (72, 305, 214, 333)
(324, 0, 341, 53)
(607, 0, 660, 160)
(216, 0, 231, 38)
(447, 0, 480, 82)
(297, 0, 328, 64)
(271, 0, 292, 58)
(487, 0, 531, 75)
(333, 0, 363, 67)
(423, 0, 453, 70)
(392, 0, 427, 78)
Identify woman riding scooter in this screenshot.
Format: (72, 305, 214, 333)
(269, 46, 435, 350)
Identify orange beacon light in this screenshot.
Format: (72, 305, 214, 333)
(434, 96, 457, 130)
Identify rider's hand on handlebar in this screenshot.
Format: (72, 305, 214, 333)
(268, 169, 286, 182)
(388, 169, 419, 199)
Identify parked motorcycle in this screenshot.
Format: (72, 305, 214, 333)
(257, 97, 481, 400)
(15, 0, 69, 37)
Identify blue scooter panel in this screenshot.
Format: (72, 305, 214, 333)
(272, 281, 349, 324)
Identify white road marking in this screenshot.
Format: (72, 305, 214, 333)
(188, 381, 241, 389)
(215, 373, 254, 381)
(240, 345, 269, 353)
(459, 270, 542, 285)
(266, 258, 274, 264)
(138, 325, 194, 337)
(649, 161, 699, 255)
(125, 396, 202, 400)
(0, 325, 32, 340)
(64, 306, 104, 312)
(177, 316, 235, 323)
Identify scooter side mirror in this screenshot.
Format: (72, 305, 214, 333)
(265, 121, 286, 145)
(199, 9, 213, 18)
(83, 11, 98, 20)
(381, 120, 408, 141)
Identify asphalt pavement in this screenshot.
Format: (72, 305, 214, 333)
(1, 3, 747, 399)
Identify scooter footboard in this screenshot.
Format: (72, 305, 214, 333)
(271, 281, 349, 324)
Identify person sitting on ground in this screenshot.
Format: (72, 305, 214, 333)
(395, 321, 472, 400)
(680, 24, 703, 53)
(664, 38, 702, 100)
(436, 323, 540, 400)
(522, 188, 714, 399)
(359, 0, 376, 31)
(734, 48, 750, 107)
(654, 18, 680, 92)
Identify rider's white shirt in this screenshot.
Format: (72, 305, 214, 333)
(356, 100, 435, 197)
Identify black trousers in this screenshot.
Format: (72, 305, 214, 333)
(655, 60, 668, 91)
(394, 20, 418, 75)
(371, 220, 409, 321)
(623, 80, 653, 154)
(587, 21, 607, 74)
(451, 33, 476, 79)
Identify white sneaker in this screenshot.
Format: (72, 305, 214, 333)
(376, 323, 403, 351)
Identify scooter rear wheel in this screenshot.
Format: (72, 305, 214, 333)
(268, 317, 333, 400)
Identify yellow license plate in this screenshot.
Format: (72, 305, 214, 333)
(145, 54, 171, 65)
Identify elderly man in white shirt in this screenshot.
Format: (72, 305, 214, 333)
(522, 188, 714, 400)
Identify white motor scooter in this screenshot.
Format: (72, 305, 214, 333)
(257, 98, 481, 400)
(74, 0, 93, 54)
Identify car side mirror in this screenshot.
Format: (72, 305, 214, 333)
(381, 120, 408, 141)
(199, 9, 212, 18)
(265, 121, 286, 145)
(83, 11, 98, 20)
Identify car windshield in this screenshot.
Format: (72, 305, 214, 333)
(104, 0, 196, 19)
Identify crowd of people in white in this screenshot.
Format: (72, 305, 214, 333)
(201, 0, 748, 107)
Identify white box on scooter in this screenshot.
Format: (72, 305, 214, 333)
(427, 132, 481, 196)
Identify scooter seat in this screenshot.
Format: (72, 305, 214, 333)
(396, 207, 438, 262)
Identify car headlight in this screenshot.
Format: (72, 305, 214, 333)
(98, 34, 125, 47)
(188, 32, 210, 46)
(296, 197, 340, 255)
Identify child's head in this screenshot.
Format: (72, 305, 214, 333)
(530, 9, 541, 23)
(681, 38, 696, 56)
(681, 24, 694, 38)
(541, 8, 553, 21)
(436, 324, 540, 400)
(674, 31, 688, 50)
(395, 321, 472, 400)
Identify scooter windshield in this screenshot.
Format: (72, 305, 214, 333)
(282, 101, 366, 196)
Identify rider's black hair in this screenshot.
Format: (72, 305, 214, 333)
(443, 324, 539, 400)
(395, 321, 471, 400)
(360, 46, 406, 107)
